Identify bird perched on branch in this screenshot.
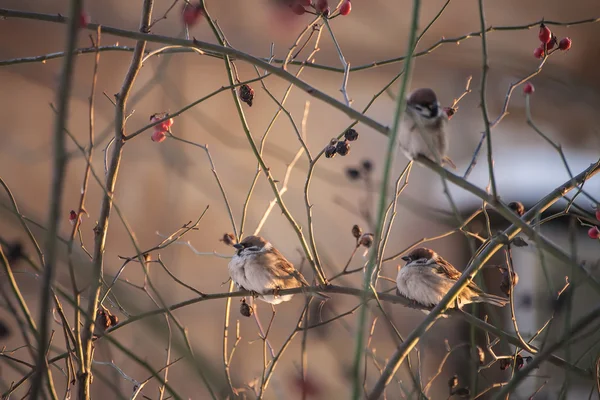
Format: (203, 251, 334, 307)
(399, 88, 456, 168)
(396, 247, 508, 310)
(228, 235, 327, 304)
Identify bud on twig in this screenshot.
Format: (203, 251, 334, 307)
(240, 299, 253, 317)
(358, 233, 374, 248)
(220, 233, 236, 246)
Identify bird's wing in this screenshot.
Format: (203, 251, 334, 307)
(268, 250, 310, 287)
(434, 257, 487, 294)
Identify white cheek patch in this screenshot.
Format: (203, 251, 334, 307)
(263, 242, 273, 252)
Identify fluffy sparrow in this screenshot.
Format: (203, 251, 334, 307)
(229, 235, 326, 305)
(399, 88, 455, 168)
(396, 247, 508, 310)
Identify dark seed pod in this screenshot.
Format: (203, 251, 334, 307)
(324, 145, 337, 158)
(361, 160, 373, 172)
(515, 354, 524, 370)
(96, 309, 111, 331)
(500, 268, 519, 296)
(346, 167, 360, 180)
(359, 233, 374, 248)
(344, 128, 359, 141)
(448, 375, 458, 390)
(508, 201, 525, 217)
(108, 314, 119, 327)
(352, 225, 362, 240)
(220, 233, 236, 246)
(239, 84, 255, 107)
(240, 299, 254, 317)
(336, 140, 350, 156)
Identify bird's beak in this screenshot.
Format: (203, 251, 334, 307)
(233, 243, 243, 250)
(401, 256, 410, 262)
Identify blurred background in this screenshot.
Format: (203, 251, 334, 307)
(1, 0, 600, 399)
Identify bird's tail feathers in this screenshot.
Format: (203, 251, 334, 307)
(475, 293, 509, 307)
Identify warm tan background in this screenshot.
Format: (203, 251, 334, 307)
(1, 0, 600, 399)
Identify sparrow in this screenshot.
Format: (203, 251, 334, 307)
(228, 235, 326, 305)
(396, 247, 508, 310)
(398, 88, 456, 168)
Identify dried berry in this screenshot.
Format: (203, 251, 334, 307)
(151, 130, 167, 143)
(344, 128, 359, 141)
(361, 160, 373, 172)
(79, 11, 90, 28)
(69, 210, 78, 226)
(108, 314, 119, 327)
(500, 268, 519, 296)
(352, 224, 362, 240)
(220, 233, 236, 246)
(291, 4, 306, 15)
(240, 299, 254, 317)
(239, 84, 255, 107)
(316, 0, 330, 15)
(515, 354, 524, 370)
(539, 23, 552, 44)
(558, 37, 572, 51)
(443, 106, 456, 120)
(448, 375, 458, 390)
(324, 145, 337, 158)
(508, 201, 525, 216)
(359, 233, 374, 248)
(523, 82, 535, 95)
(335, 140, 350, 156)
(96, 309, 111, 331)
(346, 167, 360, 180)
(182, 3, 204, 26)
(499, 358, 511, 370)
(339, 0, 351, 16)
(533, 46, 544, 59)
(588, 226, 599, 239)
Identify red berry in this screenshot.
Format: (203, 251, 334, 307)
(533, 46, 544, 59)
(339, 0, 351, 16)
(596, 209, 600, 221)
(558, 37, 572, 51)
(150, 114, 174, 131)
(316, 0, 330, 15)
(547, 36, 557, 50)
(539, 23, 552, 44)
(182, 3, 203, 26)
(588, 227, 600, 239)
(79, 11, 90, 28)
(69, 210, 78, 226)
(523, 82, 534, 95)
(151, 130, 167, 143)
(291, 4, 306, 15)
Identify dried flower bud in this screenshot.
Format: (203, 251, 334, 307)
(499, 358, 511, 370)
(500, 268, 519, 296)
(220, 233, 236, 246)
(359, 233, 374, 248)
(352, 224, 362, 240)
(508, 201, 525, 216)
(335, 140, 350, 156)
(239, 84, 255, 107)
(344, 128, 359, 141)
(361, 159, 373, 172)
(346, 167, 360, 180)
(448, 375, 458, 390)
(96, 309, 111, 331)
(240, 299, 254, 317)
(324, 145, 337, 158)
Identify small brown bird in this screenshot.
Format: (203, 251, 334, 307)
(228, 235, 326, 304)
(399, 88, 455, 168)
(396, 247, 508, 309)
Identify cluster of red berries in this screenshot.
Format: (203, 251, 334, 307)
(587, 206, 600, 239)
(182, 2, 204, 26)
(533, 23, 572, 59)
(150, 113, 174, 143)
(324, 128, 359, 158)
(289, 0, 351, 17)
